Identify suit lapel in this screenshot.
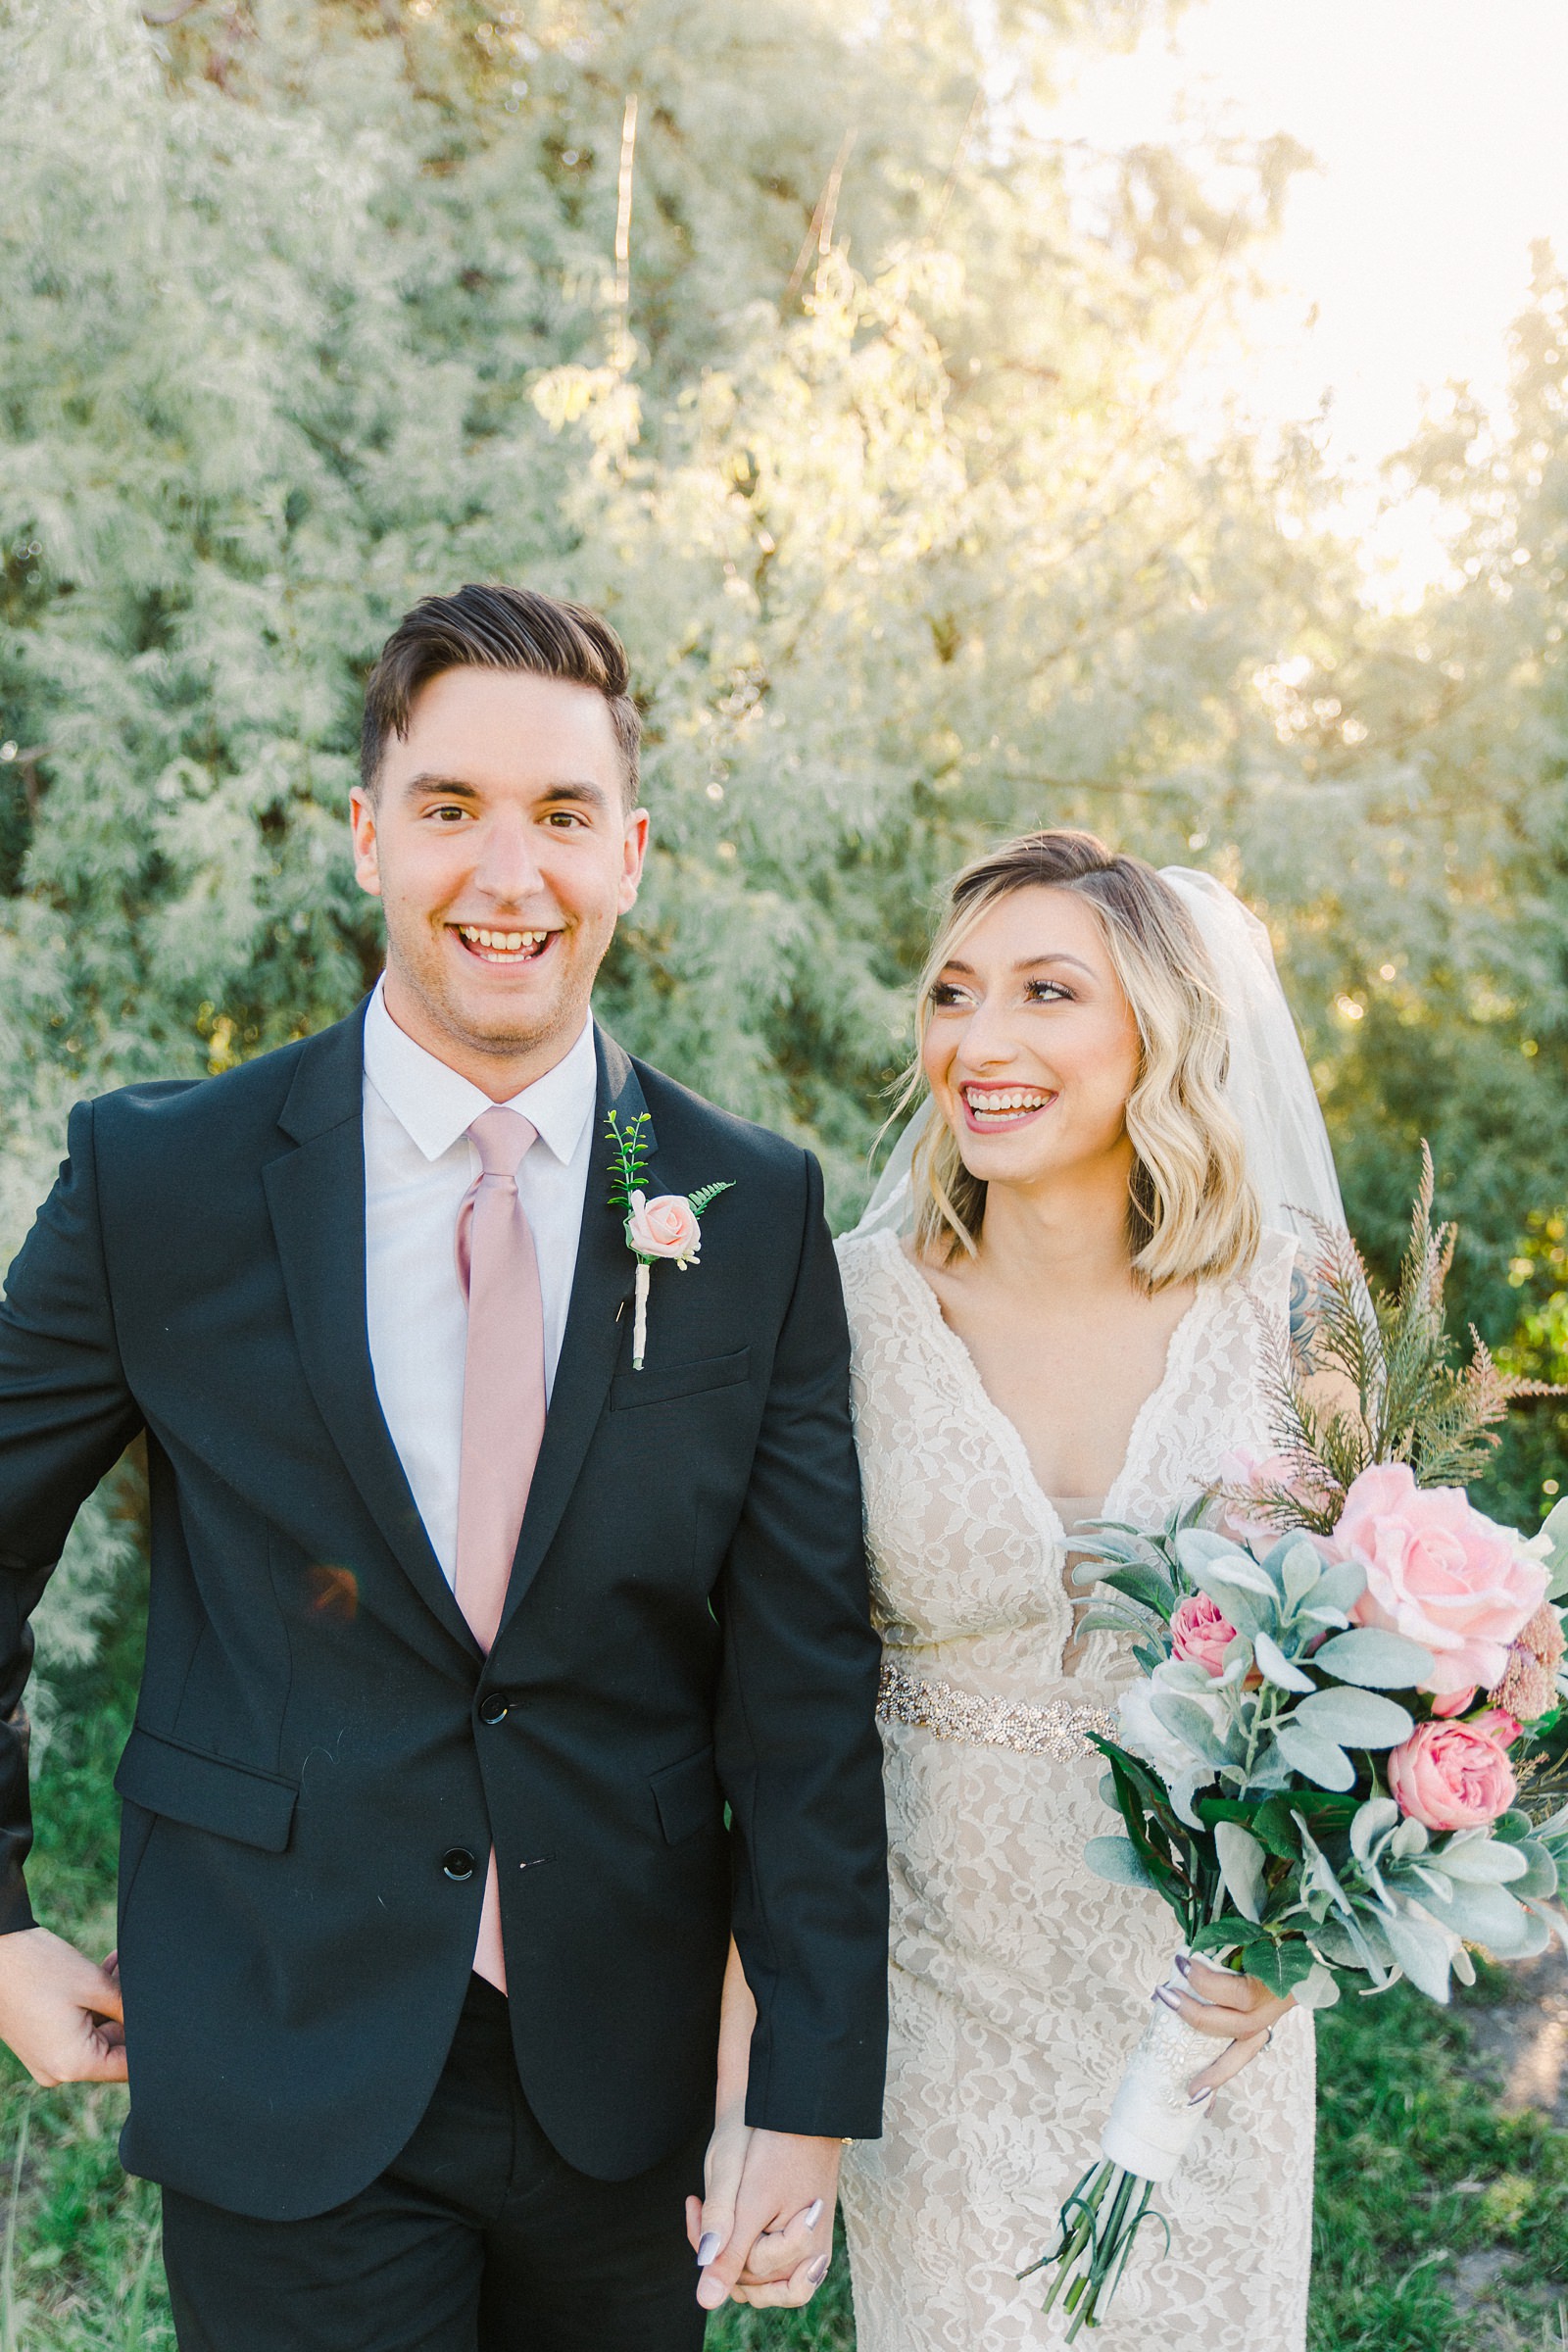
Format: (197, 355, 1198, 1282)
(495, 1026, 651, 1640)
(263, 1004, 478, 1660)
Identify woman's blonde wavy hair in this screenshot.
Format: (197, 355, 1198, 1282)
(898, 829, 1260, 1290)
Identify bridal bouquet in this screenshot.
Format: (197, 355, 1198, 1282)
(1028, 1159, 1568, 2335)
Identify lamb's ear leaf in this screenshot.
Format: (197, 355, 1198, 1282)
(1291, 1688, 1412, 1750)
(1312, 1628, 1436, 1689)
(1253, 1629, 1315, 1692)
(1214, 1820, 1267, 1921)
(1084, 1837, 1156, 1889)
(1538, 1496, 1568, 1599)
(1275, 1724, 1355, 1790)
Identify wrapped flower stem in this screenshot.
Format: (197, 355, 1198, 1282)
(1022, 1955, 1209, 2332)
(1021, 2160, 1165, 2338)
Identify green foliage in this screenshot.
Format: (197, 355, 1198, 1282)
(1256, 1151, 1558, 1532)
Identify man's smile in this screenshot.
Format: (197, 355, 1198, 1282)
(449, 923, 558, 966)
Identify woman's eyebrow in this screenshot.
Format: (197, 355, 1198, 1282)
(937, 951, 1096, 979)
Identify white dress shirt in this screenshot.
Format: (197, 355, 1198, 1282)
(362, 979, 598, 1589)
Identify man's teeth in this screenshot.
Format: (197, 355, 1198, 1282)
(965, 1089, 1050, 1119)
(456, 925, 550, 959)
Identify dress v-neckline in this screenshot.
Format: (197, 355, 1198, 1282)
(875, 1226, 1212, 1552)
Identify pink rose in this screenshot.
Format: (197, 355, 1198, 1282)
(1213, 1447, 1333, 1547)
(1170, 1592, 1239, 1678)
(1429, 1687, 1477, 1719)
(1326, 1463, 1548, 1697)
(625, 1193, 702, 1262)
(1468, 1706, 1523, 1746)
(1387, 1720, 1518, 1832)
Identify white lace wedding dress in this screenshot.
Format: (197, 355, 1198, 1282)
(837, 1225, 1316, 2351)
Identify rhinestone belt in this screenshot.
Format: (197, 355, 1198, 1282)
(876, 1659, 1117, 1763)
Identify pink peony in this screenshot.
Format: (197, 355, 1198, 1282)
(1488, 1601, 1565, 1728)
(1468, 1706, 1523, 1746)
(1387, 1720, 1518, 1832)
(1170, 1592, 1239, 1678)
(1326, 1463, 1547, 1697)
(625, 1193, 703, 1262)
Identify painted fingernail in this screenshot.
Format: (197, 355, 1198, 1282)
(1174, 1952, 1193, 1977)
(1188, 2090, 1211, 2107)
(697, 2232, 721, 2268)
(807, 2255, 830, 2285)
(803, 2198, 823, 2230)
(1153, 1986, 1181, 2011)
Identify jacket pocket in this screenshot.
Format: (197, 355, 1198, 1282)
(649, 1744, 720, 1844)
(114, 1725, 298, 1854)
(610, 1348, 751, 1413)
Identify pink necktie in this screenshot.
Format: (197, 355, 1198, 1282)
(454, 1106, 547, 1993)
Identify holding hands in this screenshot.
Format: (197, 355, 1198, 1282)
(687, 2124, 839, 2311)
(691, 1937, 839, 2311)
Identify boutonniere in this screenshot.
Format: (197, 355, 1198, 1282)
(605, 1111, 734, 1370)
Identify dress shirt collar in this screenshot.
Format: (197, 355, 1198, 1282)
(363, 977, 598, 1168)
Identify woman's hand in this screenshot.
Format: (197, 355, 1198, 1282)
(1157, 1951, 1294, 2099)
(685, 2096, 753, 2291)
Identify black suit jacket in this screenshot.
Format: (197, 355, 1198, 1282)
(0, 1004, 888, 2220)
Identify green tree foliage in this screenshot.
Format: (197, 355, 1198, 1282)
(0, 0, 1563, 1557)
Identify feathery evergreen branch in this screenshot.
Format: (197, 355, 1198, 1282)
(1225, 1147, 1561, 1533)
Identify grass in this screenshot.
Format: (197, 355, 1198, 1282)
(5, 1589, 1567, 2345)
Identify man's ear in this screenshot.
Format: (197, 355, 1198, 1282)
(349, 785, 383, 899)
(617, 807, 651, 915)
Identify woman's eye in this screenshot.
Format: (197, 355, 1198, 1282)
(929, 982, 969, 1008)
(1025, 980, 1071, 1004)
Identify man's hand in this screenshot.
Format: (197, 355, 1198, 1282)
(0, 1927, 126, 2087)
(694, 2128, 839, 2312)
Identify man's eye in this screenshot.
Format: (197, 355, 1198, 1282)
(426, 805, 470, 823)
(546, 809, 587, 828)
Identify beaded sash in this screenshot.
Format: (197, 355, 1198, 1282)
(876, 1658, 1116, 1763)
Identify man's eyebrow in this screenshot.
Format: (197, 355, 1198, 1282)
(401, 773, 612, 810)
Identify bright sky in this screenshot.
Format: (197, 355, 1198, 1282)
(1051, 0, 1568, 603)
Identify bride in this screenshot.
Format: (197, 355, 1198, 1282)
(696, 828, 1338, 2344)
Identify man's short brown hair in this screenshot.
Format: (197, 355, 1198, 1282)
(360, 584, 641, 803)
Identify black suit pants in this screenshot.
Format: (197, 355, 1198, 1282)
(160, 1977, 710, 2352)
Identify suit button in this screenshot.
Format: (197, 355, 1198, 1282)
(478, 1692, 510, 1726)
(441, 1847, 476, 1882)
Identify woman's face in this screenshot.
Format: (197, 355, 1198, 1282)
(921, 885, 1142, 1198)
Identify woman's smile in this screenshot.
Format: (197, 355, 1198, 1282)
(959, 1082, 1058, 1133)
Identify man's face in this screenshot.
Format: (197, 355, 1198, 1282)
(350, 667, 648, 1093)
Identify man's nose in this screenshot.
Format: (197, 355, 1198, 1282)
(472, 811, 545, 904)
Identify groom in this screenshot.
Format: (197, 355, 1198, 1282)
(0, 586, 888, 2347)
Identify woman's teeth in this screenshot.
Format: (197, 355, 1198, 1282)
(456, 925, 551, 962)
(964, 1088, 1051, 1125)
